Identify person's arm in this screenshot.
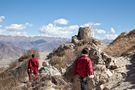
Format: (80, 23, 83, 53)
(27, 59, 32, 73)
(87, 58, 94, 78)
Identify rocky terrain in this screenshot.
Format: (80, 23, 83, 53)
(0, 27, 135, 90)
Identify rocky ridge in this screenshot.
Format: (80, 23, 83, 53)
(1, 27, 135, 90)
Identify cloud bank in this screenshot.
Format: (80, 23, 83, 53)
(40, 18, 118, 40)
(0, 16, 118, 40)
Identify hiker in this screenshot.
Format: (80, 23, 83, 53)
(74, 48, 94, 90)
(39, 61, 50, 80)
(27, 54, 39, 81)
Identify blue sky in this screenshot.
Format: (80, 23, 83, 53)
(0, 0, 135, 40)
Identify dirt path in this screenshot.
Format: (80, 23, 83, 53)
(111, 56, 135, 90)
(124, 54, 135, 89)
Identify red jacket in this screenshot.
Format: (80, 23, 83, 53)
(27, 57, 39, 75)
(74, 54, 94, 77)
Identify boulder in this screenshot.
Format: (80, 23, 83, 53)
(63, 43, 75, 49)
(72, 35, 79, 44)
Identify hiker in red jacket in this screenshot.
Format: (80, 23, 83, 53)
(27, 54, 39, 81)
(74, 48, 94, 90)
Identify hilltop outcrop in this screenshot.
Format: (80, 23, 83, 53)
(47, 27, 132, 90)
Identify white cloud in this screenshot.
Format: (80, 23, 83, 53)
(25, 22, 33, 27)
(80, 22, 101, 27)
(0, 22, 32, 36)
(0, 16, 5, 22)
(40, 18, 102, 38)
(5, 22, 31, 30)
(111, 27, 115, 33)
(6, 24, 26, 30)
(0, 28, 6, 34)
(94, 23, 101, 26)
(95, 29, 106, 34)
(103, 28, 118, 40)
(8, 31, 29, 37)
(40, 18, 118, 40)
(94, 27, 118, 40)
(40, 23, 79, 38)
(105, 27, 117, 40)
(105, 34, 118, 40)
(80, 23, 91, 27)
(53, 18, 69, 25)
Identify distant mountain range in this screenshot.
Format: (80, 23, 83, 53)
(0, 35, 69, 51)
(0, 35, 69, 67)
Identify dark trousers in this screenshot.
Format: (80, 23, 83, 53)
(80, 77, 88, 90)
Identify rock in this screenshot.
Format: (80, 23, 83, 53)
(72, 35, 79, 44)
(101, 52, 108, 61)
(63, 43, 75, 49)
(89, 48, 101, 64)
(109, 65, 117, 70)
(61, 68, 66, 74)
(88, 78, 95, 90)
(100, 84, 104, 90)
(105, 58, 112, 68)
(51, 76, 67, 86)
(77, 27, 92, 40)
(103, 87, 110, 90)
(95, 65, 106, 72)
(41, 80, 56, 90)
(92, 39, 102, 46)
(48, 66, 61, 76)
(105, 69, 113, 77)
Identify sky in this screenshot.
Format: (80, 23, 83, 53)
(0, 0, 135, 40)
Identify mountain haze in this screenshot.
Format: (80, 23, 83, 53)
(0, 35, 68, 67)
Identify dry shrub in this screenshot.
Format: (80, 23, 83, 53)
(0, 71, 17, 90)
(64, 49, 74, 59)
(0, 61, 27, 90)
(50, 55, 66, 70)
(64, 49, 75, 64)
(50, 48, 75, 71)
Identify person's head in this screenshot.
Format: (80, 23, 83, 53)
(32, 54, 35, 58)
(82, 48, 89, 54)
(42, 61, 48, 67)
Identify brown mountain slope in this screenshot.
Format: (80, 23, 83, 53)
(104, 29, 135, 57)
(0, 42, 24, 67)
